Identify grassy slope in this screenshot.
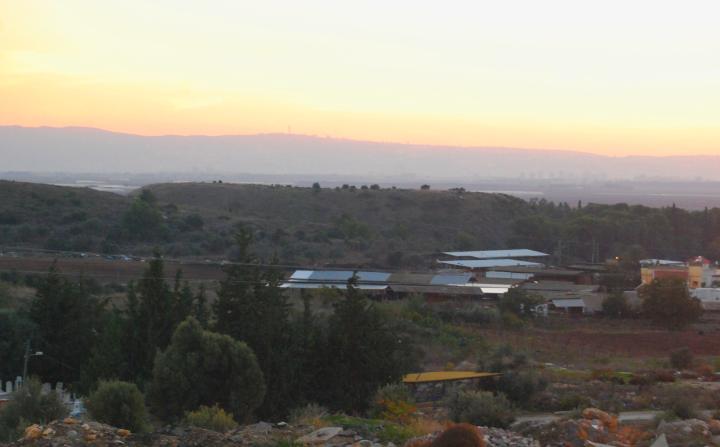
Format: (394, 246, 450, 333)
(0, 180, 532, 266)
(0, 180, 128, 251)
(145, 182, 531, 266)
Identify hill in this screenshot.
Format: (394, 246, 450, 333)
(2, 180, 720, 269)
(2, 126, 720, 181)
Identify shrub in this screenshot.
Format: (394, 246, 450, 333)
(86, 380, 148, 432)
(370, 383, 416, 423)
(148, 318, 265, 422)
(670, 347, 694, 370)
(445, 390, 516, 428)
(556, 393, 592, 411)
(288, 403, 328, 426)
(649, 369, 676, 383)
(496, 371, 547, 406)
(659, 387, 698, 420)
(0, 378, 68, 442)
(602, 292, 630, 318)
(640, 279, 703, 330)
(184, 405, 238, 432)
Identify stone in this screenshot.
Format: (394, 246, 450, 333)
(117, 428, 131, 437)
(42, 427, 55, 437)
(63, 417, 80, 425)
(23, 424, 42, 440)
(709, 419, 720, 435)
(297, 427, 344, 444)
(248, 421, 274, 434)
(650, 433, 669, 447)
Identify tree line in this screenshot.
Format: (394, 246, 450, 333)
(0, 226, 418, 422)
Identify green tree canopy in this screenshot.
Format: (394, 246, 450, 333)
(28, 264, 104, 384)
(148, 318, 265, 422)
(640, 278, 703, 330)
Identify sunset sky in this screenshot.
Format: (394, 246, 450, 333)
(1, 0, 719, 156)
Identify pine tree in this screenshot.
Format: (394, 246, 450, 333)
(28, 263, 103, 384)
(213, 226, 295, 418)
(123, 252, 184, 384)
(322, 274, 414, 412)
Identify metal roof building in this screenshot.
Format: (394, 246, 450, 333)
(282, 270, 391, 290)
(438, 259, 544, 269)
(443, 249, 549, 259)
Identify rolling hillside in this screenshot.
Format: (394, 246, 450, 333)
(0, 180, 531, 268)
(2, 180, 719, 270)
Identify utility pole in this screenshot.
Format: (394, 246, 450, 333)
(22, 340, 43, 384)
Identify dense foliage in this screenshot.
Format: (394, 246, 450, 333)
(445, 389, 516, 428)
(148, 318, 266, 422)
(184, 405, 238, 432)
(5, 181, 720, 268)
(0, 378, 68, 442)
(86, 380, 148, 432)
(640, 278, 703, 330)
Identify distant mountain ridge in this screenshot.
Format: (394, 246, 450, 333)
(1, 125, 718, 180)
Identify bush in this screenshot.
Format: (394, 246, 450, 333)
(184, 405, 238, 432)
(640, 278, 703, 330)
(0, 378, 68, 442)
(496, 371, 547, 406)
(659, 387, 698, 420)
(445, 390, 516, 428)
(86, 380, 148, 432)
(288, 403, 328, 426)
(670, 347, 694, 370)
(602, 292, 630, 318)
(369, 383, 416, 423)
(148, 318, 265, 422)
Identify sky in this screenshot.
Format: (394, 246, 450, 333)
(1, 0, 720, 157)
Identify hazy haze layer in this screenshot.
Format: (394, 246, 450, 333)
(2, 126, 719, 181)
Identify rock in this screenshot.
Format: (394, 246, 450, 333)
(23, 424, 42, 441)
(276, 421, 289, 428)
(41, 427, 55, 438)
(709, 419, 720, 435)
(656, 419, 711, 446)
(63, 417, 80, 425)
(117, 428, 131, 437)
(297, 427, 344, 444)
(248, 421, 274, 434)
(650, 433, 668, 447)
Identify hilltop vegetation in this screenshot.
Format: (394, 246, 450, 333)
(2, 180, 720, 268)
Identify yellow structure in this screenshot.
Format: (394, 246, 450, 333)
(402, 371, 500, 384)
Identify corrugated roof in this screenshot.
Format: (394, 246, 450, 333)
(522, 282, 598, 293)
(306, 270, 391, 282)
(387, 273, 435, 285)
(390, 285, 483, 296)
(443, 249, 549, 259)
(403, 371, 500, 384)
(431, 273, 473, 285)
(438, 259, 544, 269)
(551, 298, 586, 308)
(640, 259, 686, 267)
(486, 271, 535, 280)
(280, 283, 388, 290)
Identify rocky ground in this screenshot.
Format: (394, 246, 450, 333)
(2, 417, 538, 447)
(6, 409, 720, 447)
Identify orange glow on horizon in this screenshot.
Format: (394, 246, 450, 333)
(2, 0, 720, 157)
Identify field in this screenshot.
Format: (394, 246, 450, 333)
(475, 316, 720, 369)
